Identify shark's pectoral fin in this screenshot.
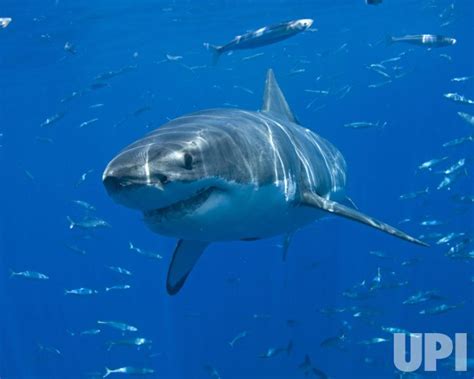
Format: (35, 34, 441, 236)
(166, 240, 209, 295)
(300, 191, 428, 247)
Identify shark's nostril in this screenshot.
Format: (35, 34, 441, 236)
(157, 174, 168, 184)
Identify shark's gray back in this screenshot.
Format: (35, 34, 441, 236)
(127, 108, 346, 200)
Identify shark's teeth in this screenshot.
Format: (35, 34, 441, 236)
(144, 187, 215, 220)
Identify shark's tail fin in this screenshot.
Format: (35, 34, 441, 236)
(66, 216, 75, 230)
(286, 340, 293, 355)
(204, 43, 223, 65)
(9, 269, 16, 278)
(128, 241, 134, 250)
(103, 368, 112, 378)
(385, 34, 394, 46)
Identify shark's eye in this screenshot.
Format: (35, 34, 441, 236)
(183, 153, 193, 170)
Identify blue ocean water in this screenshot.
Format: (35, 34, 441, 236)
(0, 0, 473, 378)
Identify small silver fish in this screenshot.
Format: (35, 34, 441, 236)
(442, 135, 473, 147)
(103, 366, 154, 378)
(76, 169, 94, 187)
(368, 250, 390, 259)
(316, 307, 346, 315)
(24, 170, 35, 181)
(233, 85, 254, 95)
(436, 232, 466, 245)
(381, 326, 409, 334)
(418, 232, 444, 241)
(337, 85, 352, 99)
(10, 270, 49, 280)
(403, 290, 442, 305)
(60, 90, 83, 103)
(451, 76, 473, 83)
(73, 200, 96, 212)
(79, 118, 99, 128)
(105, 284, 131, 292)
(64, 41, 76, 54)
(380, 56, 401, 64)
(35, 136, 54, 144)
(444, 93, 474, 105)
(229, 330, 249, 348)
(107, 266, 132, 276)
(439, 54, 452, 61)
(320, 332, 346, 349)
(128, 242, 163, 260)
(67, 216, 110, 230)
(440, 158, 466, 175)
(418, 157, 448, 171)
(241, 52, 265, 61)
(457, 112, 474, 126)
(166, 53, 183, 61)
(204, 365, 221, 379)
(420, 220, 443, 226)
(65, 244, 86, 255)
(94, 65, 137, 81)
(38, 344, 62, 356)
(371, 67, 391, 79)
(388, 34, 456, 48)
(41, 113, 64, 127)
(398, 218, 411, 225)
(419, 303, 463, 315)
(80, 329, 101, 336)
(437, 170, 465, 190)
(304, 89, 329, 95)
(358, 337, 388, 345)
(343, 121, 386, 129)
(68, 328, 101, 337)
(298, 354, 313, 374)
(107, 337, 152, 351)
(97, 321, 138, 333)
(0, 17, 12, 28)
(259, 340, 292, 358)
(65, 288, 98, 296)
(445, 239, 472, 259)
(368, 80, 392, 89)
(399, 188, 429, 200)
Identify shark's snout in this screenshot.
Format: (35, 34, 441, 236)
(102, 162, 167, 196)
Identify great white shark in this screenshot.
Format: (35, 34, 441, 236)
(103, 69, 427, 295)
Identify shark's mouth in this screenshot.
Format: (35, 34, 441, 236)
(144, 187, 215, 220)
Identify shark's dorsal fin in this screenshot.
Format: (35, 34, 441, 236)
(262, 69, 299, 124)
(300, 191, 429, 247)
(166, 240, 209, 295)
